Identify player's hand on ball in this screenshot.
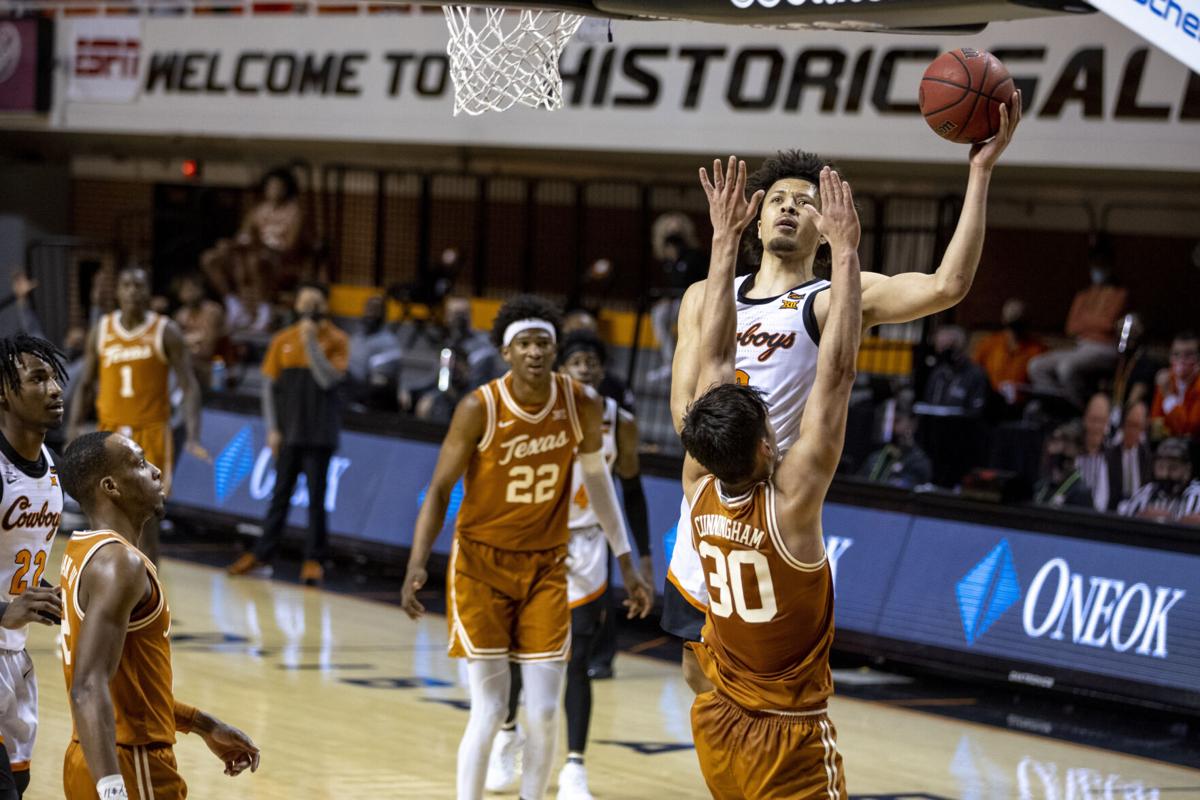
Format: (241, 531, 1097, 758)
(700, 155, 765, 238)
(970, 90, 1022, 171)
(201, 720, 260, 776)
(1, 585, 63, 628)
(401, 566, 428, 620)
(798, 167, 860, 255)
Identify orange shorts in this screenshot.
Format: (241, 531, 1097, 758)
(447, 535, 569, 662)
(101, 422, 175, 495)
(64, 741, 186, 800)
(691, 692, 846, 800)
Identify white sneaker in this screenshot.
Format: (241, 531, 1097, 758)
(485, 727, 522, 793)
(556, 761, 594, 800)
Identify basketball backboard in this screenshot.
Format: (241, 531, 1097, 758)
(437, 0, 1096, 33)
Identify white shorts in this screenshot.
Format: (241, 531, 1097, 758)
(0, 650, 37, 769)
(667, 496, 710, 608)
(566, 525, 608, 608)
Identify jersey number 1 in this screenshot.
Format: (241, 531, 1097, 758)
(119, 365, 135, 398)
(698, 542, 777, 623)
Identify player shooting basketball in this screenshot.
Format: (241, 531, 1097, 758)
(663, 93, 1022, 693)
(680, 159, 859, 799)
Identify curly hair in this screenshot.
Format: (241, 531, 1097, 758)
(490, 295, 563, 348)
(0, 334, 67, 398)
(557, 329, 607, 368)
(743, 150, 837, 275)
(681, 384, 771, 485)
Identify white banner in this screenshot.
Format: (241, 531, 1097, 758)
(1088, 0, 1200, 75)
(49, 13, 1200, 170)
(66, 18, 142, 103)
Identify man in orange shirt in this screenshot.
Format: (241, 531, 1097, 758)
(972, 298, 1046, 406)
(1151, 331, 1200, 440)
(1028, 259, 1127, 408)
(227, 283, 348, 586)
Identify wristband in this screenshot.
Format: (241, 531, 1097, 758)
(97, 775, 128, 799)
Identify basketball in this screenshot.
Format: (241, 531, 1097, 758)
(919, 48, 1015, 144)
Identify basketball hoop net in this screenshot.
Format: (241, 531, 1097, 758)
(442, 6, 585, 116)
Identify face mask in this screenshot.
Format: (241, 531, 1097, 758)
(301, 310, 327, 322)
(1090, 268, 1107, 286)
(1049, 452, 1074, 476)
(1006, 320, 1027, 337)
(363, 316, 384, 334)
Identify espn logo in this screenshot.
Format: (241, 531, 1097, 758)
(74, 37, 139, 79)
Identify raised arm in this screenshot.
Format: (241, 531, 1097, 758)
(669, 281, 704, 434)
(693, 157, 764, 400)
(69, 547, 148, 798)
(66, 324, 100, 441)
(400, 392, 485, 619)
(838, 92, 1021, 329)
(776, 169, 862, 538)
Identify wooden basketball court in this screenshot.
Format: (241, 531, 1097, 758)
(23, 543, 1200, 799)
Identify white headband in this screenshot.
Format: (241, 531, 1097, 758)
(503, 319, 557, 348)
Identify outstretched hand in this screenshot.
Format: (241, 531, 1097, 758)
(970, 90, 1023, 171)
(699, 156, 764, 239)
(796, 167, 860, 254)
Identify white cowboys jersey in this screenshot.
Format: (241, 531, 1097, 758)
(732, 273, 830, 452)
(0, 445, 63, 651)
(668, 273, 830, 606)
(569, 396, 619, 531)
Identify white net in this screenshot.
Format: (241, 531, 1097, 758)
(443, 6, 585, 116)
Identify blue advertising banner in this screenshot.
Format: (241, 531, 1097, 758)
(881, 518, 1200, 692)
(172, 409, 1200, 706)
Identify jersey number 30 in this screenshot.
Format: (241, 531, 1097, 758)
(506, 465, 559, 505)
(699, 542, 777, 623)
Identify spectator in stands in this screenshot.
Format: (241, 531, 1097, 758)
(173, 272, 226, 389)
(857, 409, 932, 489)
(443, 296, 503, 391)
(972, 298, 1046, 406)
(0, 271, 43, 338)
(1034, 421, 1094, 509)
(648, 212, 705, 382)
(1105, 400, 1151, 511)
(561, 308, 635, 411)
(348, 294, 403, 410)
(227, 282, 348, 587)
(1028, 251, 1127, 408)
(1111, 313, 1159, 420)
(413, 345, 471, 426)
(1151, 330, 1200, 440)
(1075, 392, 1113, 512)
(1117, 437, 1200, 524)
(922, 325, 988, 417)
(203, 167, 304, 322)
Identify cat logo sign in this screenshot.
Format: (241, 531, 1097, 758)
(735, 369, 750, 386)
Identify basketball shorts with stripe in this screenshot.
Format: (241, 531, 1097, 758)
(447, 535, 569, 662)
(102, 421, 175, 495)
(566, 525, 607, 608)
(63, 741, 186, 800)
(0, 650, 37, 771)
(691, 691, 846, 800)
